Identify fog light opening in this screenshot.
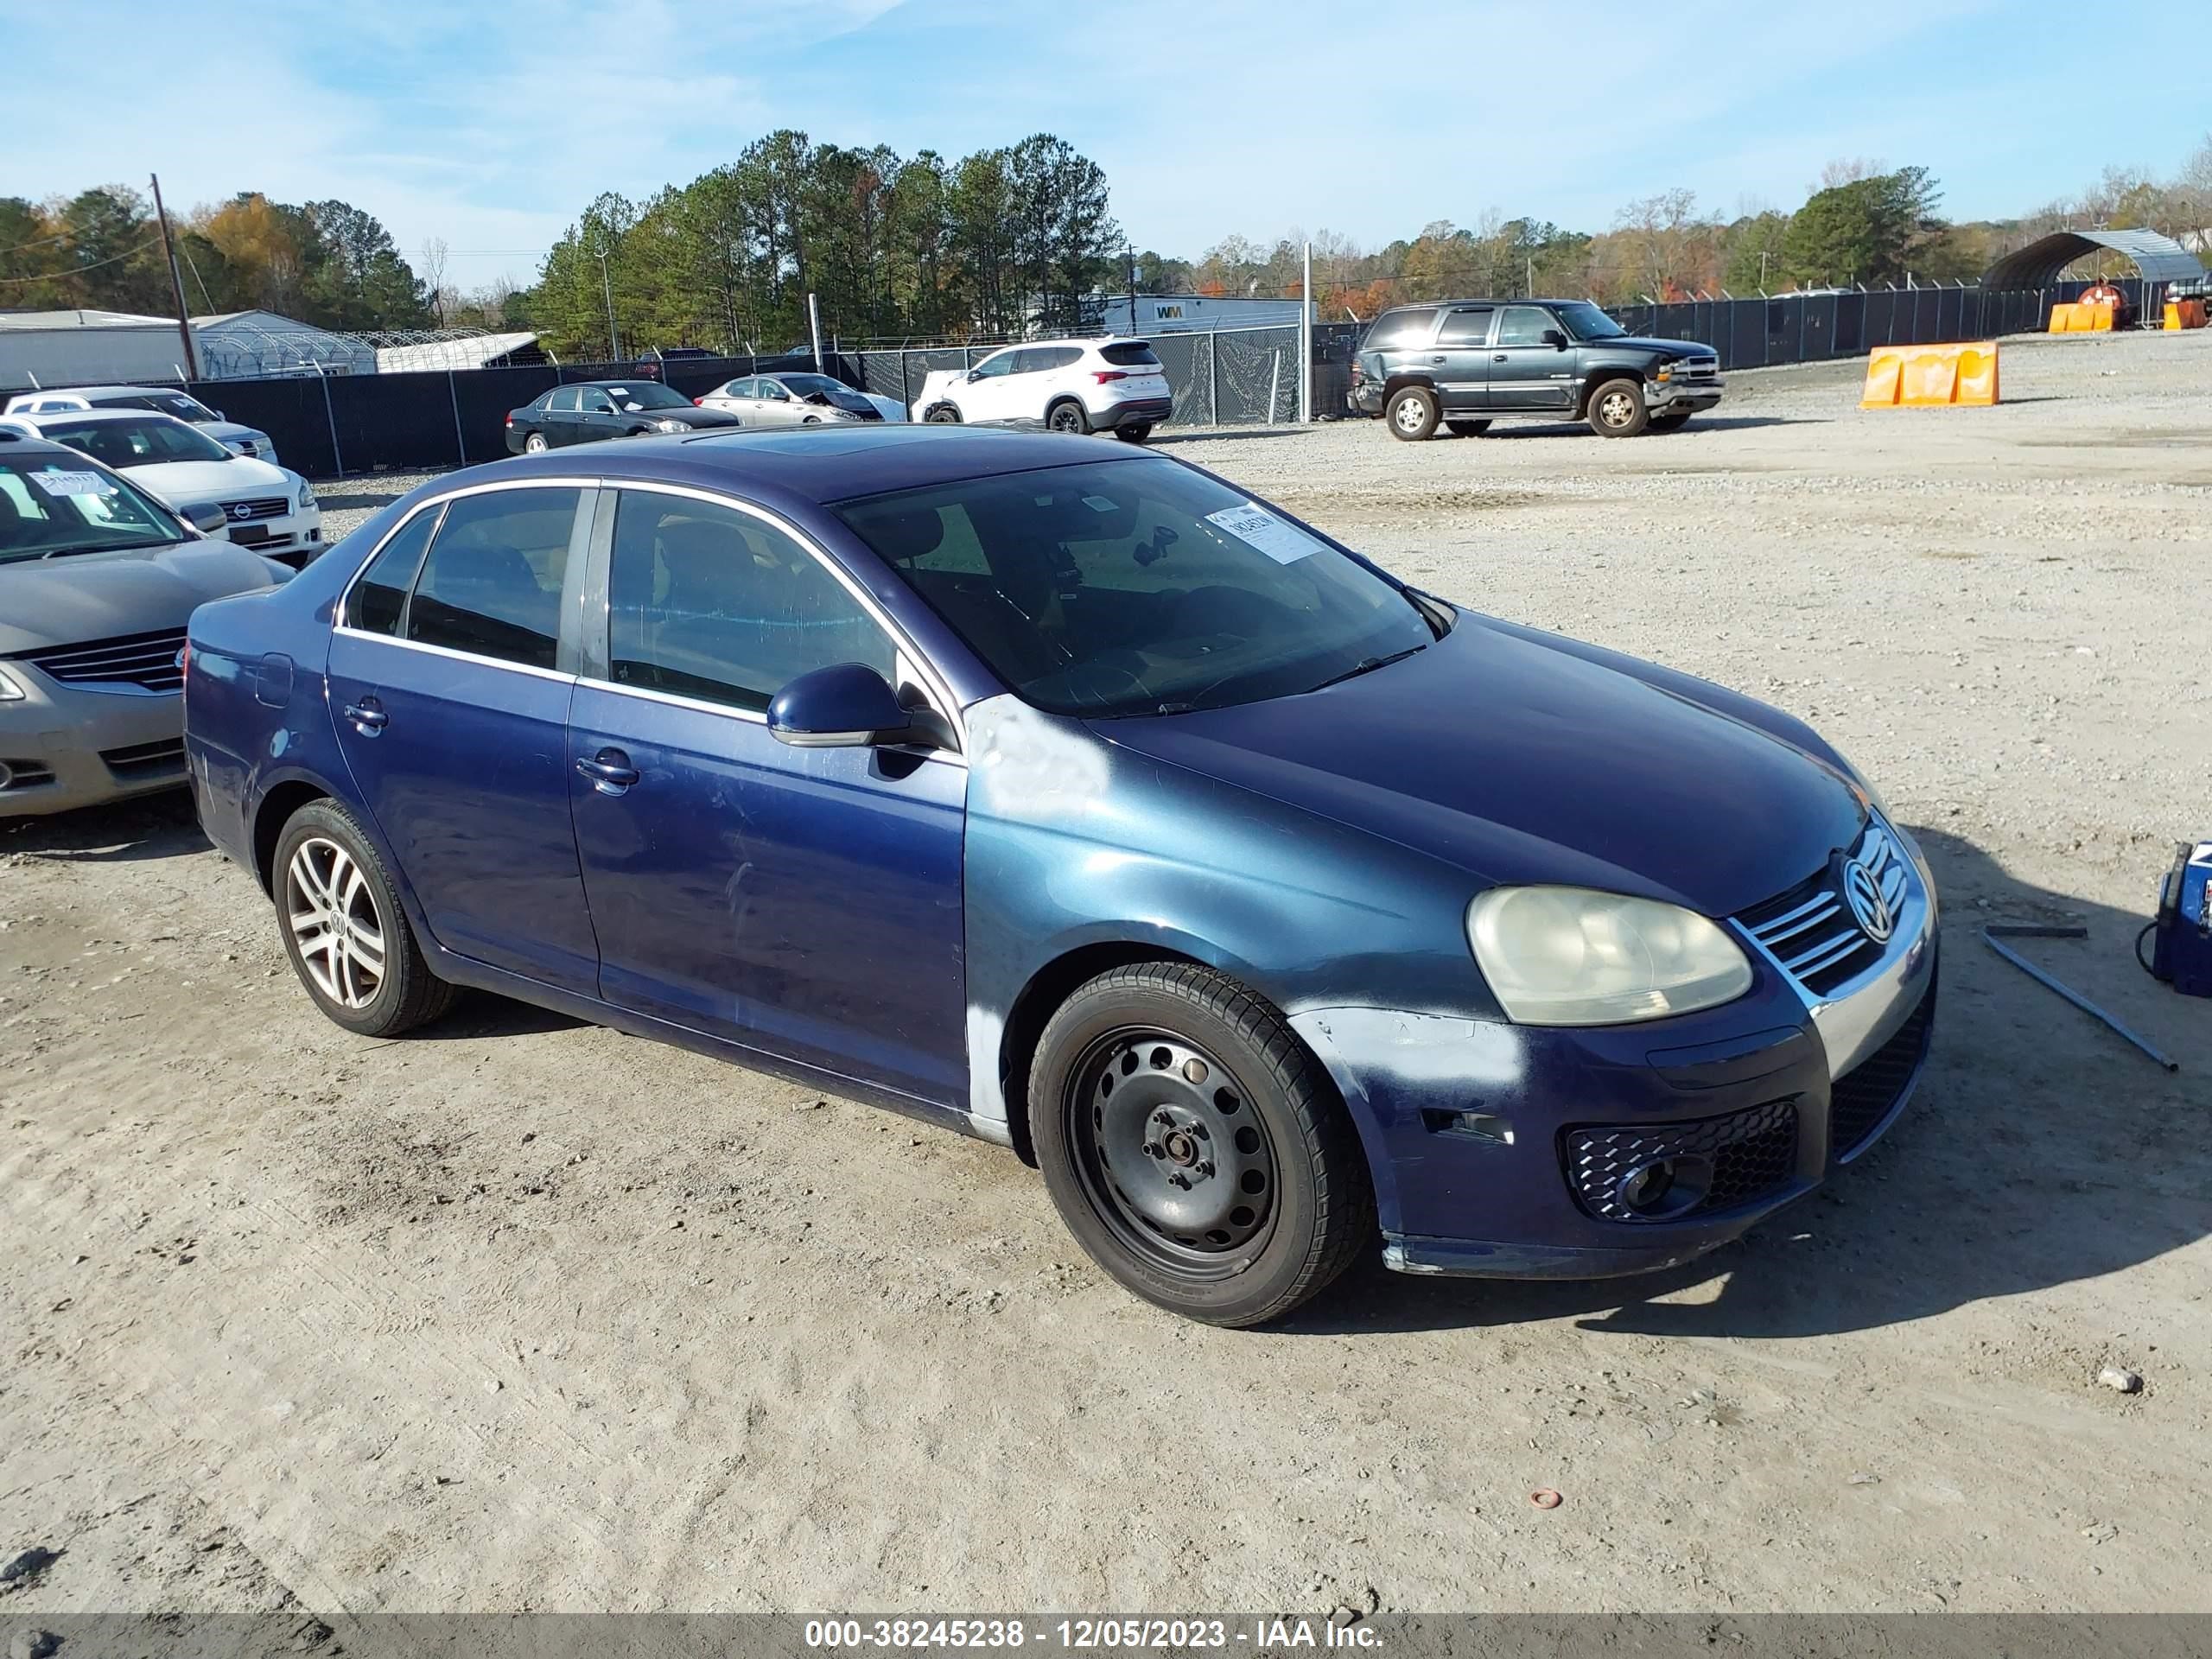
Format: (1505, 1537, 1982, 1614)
(1618, 1160, 1675, 1213)
(0, 761, 14, 791)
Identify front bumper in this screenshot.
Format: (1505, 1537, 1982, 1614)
(0, 676, 188, 817)
(1290, 851, 1938, 1280)
(213, 505, 323, 569)
(1649, 378, 1724, 413)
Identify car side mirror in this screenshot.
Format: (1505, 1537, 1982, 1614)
(768, 663, 916, 749)
(183, 501, 230, 535)
(1541, 328, 1568, 349)
(214, 409, 227, 420)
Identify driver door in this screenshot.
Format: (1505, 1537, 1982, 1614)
(751, 379, 804, 426)
(959, 351, 1020, 422)
(574, 387, 622, 442)
(1489, 305, 1579, 410)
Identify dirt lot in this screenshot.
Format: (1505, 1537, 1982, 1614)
(3, 330, 2209, 1629)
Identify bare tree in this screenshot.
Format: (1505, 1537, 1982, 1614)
(1816, 157, 1884, 190)
(418, 236, 448, 326)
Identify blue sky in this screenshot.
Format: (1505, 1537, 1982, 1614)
(3, 0, 2204, 292)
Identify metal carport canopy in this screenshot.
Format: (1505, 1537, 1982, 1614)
(1982, 228, 2206, 290)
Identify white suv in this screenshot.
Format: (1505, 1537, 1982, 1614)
(909, 338, 1172, 442)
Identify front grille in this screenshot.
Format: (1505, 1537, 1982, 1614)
(1563, 1097, 1800, 1224)
(220, 496, 290, 522)
(15, 627, 188, 694)
(1828, 986, 1935, 1160)
(0, 758, 57, 791)
(1738, 821, 1912, 997)
(99, 737, 187, 780)
(1673, 357, 1721, 383)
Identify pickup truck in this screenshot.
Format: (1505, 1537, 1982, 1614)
(1349, 298, 1723, 440)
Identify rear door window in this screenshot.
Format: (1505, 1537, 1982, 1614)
(406, 488, 582, 669)
(1435, 307, 1496, 346)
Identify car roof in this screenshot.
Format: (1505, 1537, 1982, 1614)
(472, 423, 1152, 510)
(3, 406, 194, 426)
(0, 428, 106, 460)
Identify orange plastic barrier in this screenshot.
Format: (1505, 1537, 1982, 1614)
(2164, 300, 2207, 330)
(1860, 341, 1999, 408)
(2048, 302, 2115, 333)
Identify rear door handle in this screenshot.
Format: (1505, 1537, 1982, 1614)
(1428, 354, 1446, 364)
(342, 698, 387, 734)
(575, 749, 639, 795)
(1493, 353, 1509, 362)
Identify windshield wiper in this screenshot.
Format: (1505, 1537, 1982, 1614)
(43, 538, 175, 558)
(1306, 644, 1425, 693)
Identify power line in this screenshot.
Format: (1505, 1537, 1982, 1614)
(0, 233, 163, 283)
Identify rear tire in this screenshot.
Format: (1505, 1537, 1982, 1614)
(924, 404, 962, 423)
(1446, 419, 1491, 437)
(1028, 961, 1375, 1327)
(273, 800, 456, 1039)
(1115, 423, 1154, 444)
(1046, 399, 1090, 435)
(1586, 377, 1649, 437)
(1386, 386, 1440, 442)
(523, 431, 549, 454)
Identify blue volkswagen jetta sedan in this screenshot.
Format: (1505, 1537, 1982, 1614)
(183, 426, 1936, 1325)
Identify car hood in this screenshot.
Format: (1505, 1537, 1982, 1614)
(117, 456, 291, 505)
(201, 419, 271, 444)
(1086, 615, 1862, 918)
(0, 540, 279, 653)
(1592, 335, 1713, 358)
(671, 408, 745, 427)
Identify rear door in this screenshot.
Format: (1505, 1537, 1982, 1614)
(325, 482, 601, 994)
(1488, 305, 1578, 410)
(563, 485, 969, 1104)
(540, 387, 581, 444)
(1429, 305, 1494, 411)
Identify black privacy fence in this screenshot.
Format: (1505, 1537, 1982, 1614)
(134, 280, 2126, 480)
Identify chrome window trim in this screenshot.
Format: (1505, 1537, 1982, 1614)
(597, 476, 968, 754)
(325, 627, 580, 686)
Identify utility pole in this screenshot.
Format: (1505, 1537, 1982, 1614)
(596, 245, 620, 361)
(149, 173, 200, 383)
(1127, 244, 1138, 337)
(1298, 238, 1313, 425)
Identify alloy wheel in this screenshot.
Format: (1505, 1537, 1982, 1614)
(1049, 404, 1085, 433)
(1066, 1028, 1278, 1277)
(1393, 397, 1429, 435)
(284, 836, 386, 1009)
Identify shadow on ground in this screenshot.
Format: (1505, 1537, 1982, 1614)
(1, 791, 207, 864)
(1289, 824, 2209, 1339)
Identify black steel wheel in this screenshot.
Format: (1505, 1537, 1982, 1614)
(1029, 961, 1375, 1326)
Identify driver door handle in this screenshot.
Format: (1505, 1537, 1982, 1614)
(575, 749, 639, 796)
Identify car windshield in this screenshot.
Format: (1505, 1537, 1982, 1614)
(838, 458, 1438, 718)
(601, 384, 690, 411)
(103, 392, 218, 423)
(40, 416, 232, 467)
(1555, 302, 1628, 340)
(0, 456, 186, 563)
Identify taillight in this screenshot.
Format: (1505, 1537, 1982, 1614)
(1091, 370, 1128, 384)
(505, 414, 513, 425)
(693, 397, 704, 405)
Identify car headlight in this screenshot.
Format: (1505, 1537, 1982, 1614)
(654, 418, 688, 433)
(1466, 887, 1752, 1026)
(296, 480, 315, 510)
(0, 668, 22, 702)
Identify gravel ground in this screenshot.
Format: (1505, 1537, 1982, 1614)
(3, 329, 2209, 1634)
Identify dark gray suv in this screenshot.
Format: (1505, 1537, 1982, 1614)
(1349, 299, 1723, 441)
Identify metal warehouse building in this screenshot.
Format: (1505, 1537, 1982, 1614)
(0, 308, 200, 392)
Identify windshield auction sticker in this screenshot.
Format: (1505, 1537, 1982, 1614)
(29, 469, 117, 497)
(1205, 502, 1316, 564)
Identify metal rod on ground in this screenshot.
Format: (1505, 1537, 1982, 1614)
(1980, 925, 2179, 1071)
(448, 370, 467, 467)
(1268, 349, 1281, 426)
(808, 293, 823, 373)
(315, 362, 344, 479)
(1299, 239, 1312, 426)
(149, 172, 200, 383)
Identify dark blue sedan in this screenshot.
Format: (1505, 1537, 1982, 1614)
(181, 426, 1937, 1325)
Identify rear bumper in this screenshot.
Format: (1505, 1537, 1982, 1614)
(1093, 397, 1173, 430)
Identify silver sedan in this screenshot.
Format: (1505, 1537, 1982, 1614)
(695, 372, 893, 427)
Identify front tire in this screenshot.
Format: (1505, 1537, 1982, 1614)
(1586, 377, 1649, 437)
(1386, 385, 1440, 441)
(1446, 419, 1491, 437)
(1028, 962, 1375, 1327)
(274, 800, 456, 1038)
(1046, 399, 1090, 435)
(924, 404, 962, 424)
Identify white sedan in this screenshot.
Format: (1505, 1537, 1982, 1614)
(0, 409, 321, 567)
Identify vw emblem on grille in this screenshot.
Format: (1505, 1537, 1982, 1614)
(228, 502, 251, 521)
(1841, 857, 1894, 944)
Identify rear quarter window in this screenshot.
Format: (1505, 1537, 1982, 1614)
(1362, 309, 1440, 350)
